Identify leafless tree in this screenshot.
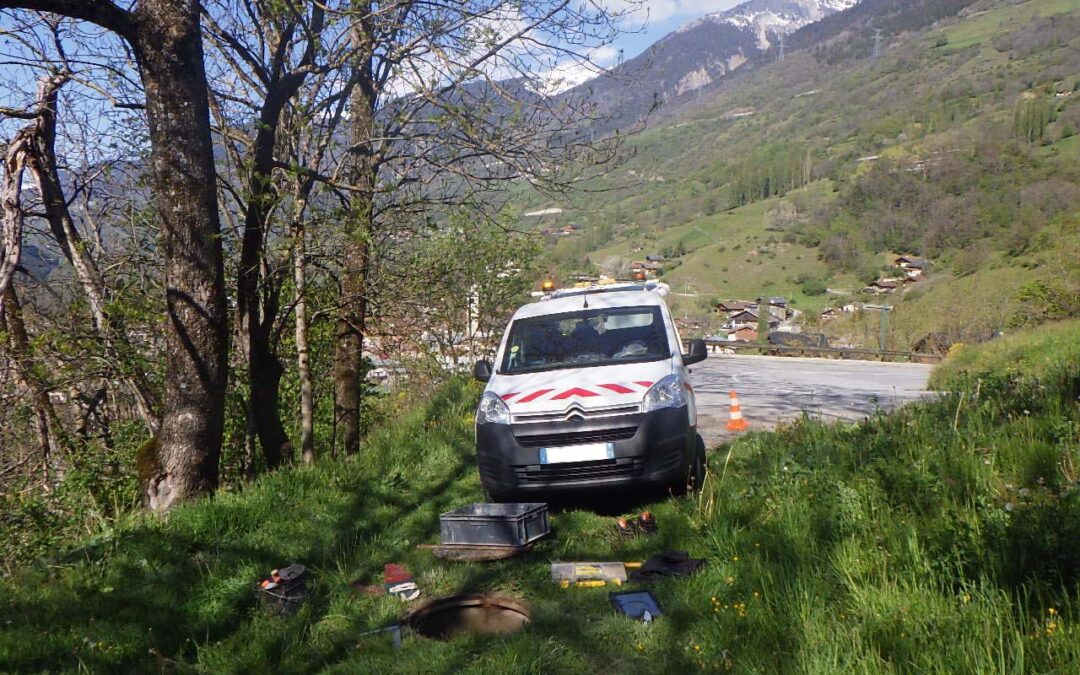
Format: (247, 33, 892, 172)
(199, 0, 639, 458)
(326, 0, 638, 454)
(0, 0, 229, 510)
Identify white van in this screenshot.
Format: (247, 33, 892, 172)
(473, 282, 707, 502)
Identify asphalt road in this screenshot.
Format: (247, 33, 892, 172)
(690, 354, 935, 447)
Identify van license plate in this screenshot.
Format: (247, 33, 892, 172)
(540, 443, 614, 464)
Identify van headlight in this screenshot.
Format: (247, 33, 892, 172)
(642, 374, 687, 413)
(476, 391, 511, 425)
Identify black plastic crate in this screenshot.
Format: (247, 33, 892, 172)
(439, 503, 549, 547)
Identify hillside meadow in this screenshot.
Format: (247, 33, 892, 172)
(524, 0, 1080, 347)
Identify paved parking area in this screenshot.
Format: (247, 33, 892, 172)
(690, 354, 936, 447)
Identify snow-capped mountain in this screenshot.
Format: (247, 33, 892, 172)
(570, 0, 860, 128)
(685, 0, 858, 50)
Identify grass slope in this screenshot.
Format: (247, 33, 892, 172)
(942, 0, 1079, 50)
(3, 325, 1080, 672)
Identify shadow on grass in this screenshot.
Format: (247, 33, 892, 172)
(0, 406, 481, 672)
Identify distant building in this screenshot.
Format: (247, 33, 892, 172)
(731, 326, 759, 342)
(757, 296, 789, 307)
(646, 254, 666, 262)
(866, 280, 898, 293)
(714, 300, 753, 314)
(894, 256, 927, 270)
(726, 309, 781, 330)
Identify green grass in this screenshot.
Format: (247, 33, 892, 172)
(930, 318, 1080, 389)
(3, 330, 1080, 672)
(574, 183, 841, 316)
(823, 264, 1040, 351)
(942, 0, 1080, 50)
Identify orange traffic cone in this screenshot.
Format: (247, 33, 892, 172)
(726, 391, 748, 432)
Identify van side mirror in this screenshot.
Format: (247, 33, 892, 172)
(683, 339, 707, 366)
(474, 359, 493, 382)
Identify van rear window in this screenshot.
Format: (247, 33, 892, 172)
(500, 306, 670, 374)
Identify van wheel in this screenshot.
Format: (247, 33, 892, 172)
(687, 435, 706, 494)
(672, 435, 707, 496)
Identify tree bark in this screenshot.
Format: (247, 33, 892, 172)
(0, 129, 30, 316)
(2, 0, 230, 509)
(291, 191, 315, 464)
(334, 9, 377, 456)
(131, 0, 228, 509)
(235, 65, 303, 470)
(2, 285, 58, 487)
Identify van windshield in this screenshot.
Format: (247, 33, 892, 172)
(500, 306, 671, 374)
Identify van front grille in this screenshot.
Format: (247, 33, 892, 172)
(513, 458, 644, 485)
(514, 426, 637, 448)
(512, 403, 640, 424)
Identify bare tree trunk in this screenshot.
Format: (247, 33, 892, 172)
(3, 0, 230, 509)
(335, 12, 377, 456)
(2, 285, 57, 487)
(236, 89, 294, 469)
(291, 192, 315, 464)
(23, 71, 159, 431)
(0, 130, 30, 315)
(132, 0, 228, 509)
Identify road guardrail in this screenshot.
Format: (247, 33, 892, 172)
(691, 340, 942, 364)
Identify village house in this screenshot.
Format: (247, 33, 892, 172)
(866, 280, 898, 294)
(714, 300, 753, 315)
(629, 260, 661, 277)
(730, 326, 759, 342)
(757, 296, 789, 308)
(894, 256, 927, 271)
(725, 309, 782, 331)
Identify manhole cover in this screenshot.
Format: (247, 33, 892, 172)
(407, 594, 530, 639)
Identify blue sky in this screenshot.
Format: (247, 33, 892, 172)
(534, 0, 745, 92)
(610, 0, 747, 58)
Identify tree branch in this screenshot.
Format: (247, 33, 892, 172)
(0, 0, 135, 40)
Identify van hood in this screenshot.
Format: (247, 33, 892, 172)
(492, 360, 674, 413)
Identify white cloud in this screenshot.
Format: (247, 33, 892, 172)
(604, 0, 745, 27)
(532, 45, 623, 95)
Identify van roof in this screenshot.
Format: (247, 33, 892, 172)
(514, 287, 666, 320)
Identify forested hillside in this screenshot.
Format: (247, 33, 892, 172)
(527, 0, 1080, 348)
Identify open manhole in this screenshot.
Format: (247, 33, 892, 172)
(407, 594, 530, 639)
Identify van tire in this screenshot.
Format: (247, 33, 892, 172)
(673, 434, 707, 496)
(687, 435, 706, 494)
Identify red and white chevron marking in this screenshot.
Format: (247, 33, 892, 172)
(500, 381, 655, 404)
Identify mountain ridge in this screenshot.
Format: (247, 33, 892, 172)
(570, 0, 860, 129)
